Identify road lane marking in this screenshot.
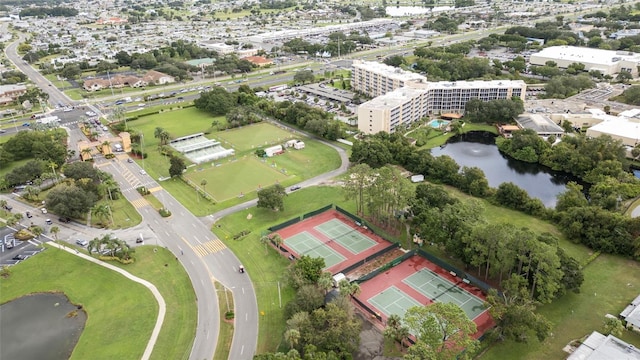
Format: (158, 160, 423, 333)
(131, 198, 149, 208)
(148, 186, 162, 193)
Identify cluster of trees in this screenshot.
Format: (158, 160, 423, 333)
(259, 101, 344, 141)
(422, 15, 463, 34)
(260, 0, 296, 9)
(1, 130, 67, 185)
(280, 31, 373, 57)
(351, 131, 640, 259)
(505, 22, 580, 47)
(256, 256, 362, 359)
(194, 85, 259, 117)
(615, 85, 640, 106)
(88, 234, 135, 262)
(463, 97, 524, 124)
(257, 184, 287, 211)
(19, 6, 78, 17)
(0, 70, 27, 85)
(43, 162, 121, 220)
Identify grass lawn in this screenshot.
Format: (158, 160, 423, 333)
(213, 186, 353, 353)
(418, 123, 498, 149)
(111, 246, 197, 360)
(213, 282, 235, 360)
(0, 246, 157, 360)
(184, 157, 290, 202)
(214, 122, 295, 152)
(482, 253, 640, 359)
(96, 196, 143, 229)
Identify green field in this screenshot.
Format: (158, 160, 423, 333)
(0, 245, 197, 360)
(215, 122, 295, 152)
(185, 157, 291, 202)
(0, 247, 157, 359)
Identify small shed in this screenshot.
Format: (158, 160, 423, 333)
(410, 174, 424, 183)
(332, 273, 346, 287)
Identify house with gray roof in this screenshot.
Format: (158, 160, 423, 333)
(621, 294, 640, 332)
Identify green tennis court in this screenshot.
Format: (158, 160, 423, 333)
(285, 231, 346, 269)
(403, 269, 486, 320)
(314, 219, 377, 254)
(368, 286, 423, 318)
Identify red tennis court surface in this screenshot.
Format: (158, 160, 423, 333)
(353, 254, 495, 339)
(273, 209, 394, 274)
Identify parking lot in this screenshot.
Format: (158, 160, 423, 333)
(0, 226, 46, 267)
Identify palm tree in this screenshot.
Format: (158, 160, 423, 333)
(92, 204, 111, 226)
(30, 225, 43, 239)
(284, 328, 300, 350)
(338, 279, 360, 297)
(260, 235, 271, 254)
(81, 148, 93, 161)
(50, 226, 60, 240)
(102, 178, 120, 200)
(154, 127, 164, 141)
(23, 185, 40, 201)
(200, 179, 208, 197)
(317, 272, 333, 295)
(272, 233, 283, 250)
(0, 200, 7, 209)
(48, 162, 59, 183)
(101, 140, 112, 155)
(88, 237, 101, 255)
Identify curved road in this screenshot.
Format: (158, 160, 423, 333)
(4, 33, 258, 359)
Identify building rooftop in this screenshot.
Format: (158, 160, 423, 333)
(427, 79, 526, 90)
(352, 60, 426, 83)
(621, 294, 640, 329)
(587, 113, 640, 142)
(567, 331, 640, 360)
(516, 114, 565, 134)
(532, 46, 640, 66)
(359, 87, 427, 110)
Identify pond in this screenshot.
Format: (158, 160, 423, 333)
(430, 132, 576, 208)
(0, 292, 86, 360)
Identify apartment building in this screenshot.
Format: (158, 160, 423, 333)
(354, 60, 527, 134)
(352, 60, 426, 98)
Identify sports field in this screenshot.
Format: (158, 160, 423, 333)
(284, 231, 346, 269)
(314, 219, 377, 254)
(368, 286, 423, 318)
(215, 122, 295, 152)
(185, 157, 290, 202)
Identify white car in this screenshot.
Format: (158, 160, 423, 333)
(41, 208, 47, 214)
(140, 170, 147, 175)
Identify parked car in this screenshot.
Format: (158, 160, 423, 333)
(45, 219, 52, 225)
(59, 217, 71, 223)
(41, 208, 47, 214)
(12, 254, 27, 261)
(3, 204, 12, 211)
(76, 239, 88, 247)
(290, 185, 302, 191)
(25, 211, 32, 218)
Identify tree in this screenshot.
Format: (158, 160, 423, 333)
(384, 314, 410, 350)
(602, 317, 624, 337)
(193, 87, 236, 116)
(92, 204, 111, 226)
(46, 184, 98, 218)
(404, 303, 478, 360)
(343, 163, 372, 215)
(257, 184, 287, 211)
(169, 155, 186, 178)
(50, 226, 60, 240)
(289, 255, 326, 289)
(293, 70, 315, 84)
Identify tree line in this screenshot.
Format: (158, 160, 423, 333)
(19, 6, 78, 17)
(350, 131, 640, 259)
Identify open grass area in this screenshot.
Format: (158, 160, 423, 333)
(0, 247, 157, 359)
(214, 122, 295, 152)
(111, 246, 197, 360)
(97, 196, 143, 229)
(213, 186, 352, 353)
(418, 123, 498, 149)
(184, 157, 290, 202)
(482, 253, 640, 359)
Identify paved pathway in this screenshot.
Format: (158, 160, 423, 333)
(47, 241, 166, 360)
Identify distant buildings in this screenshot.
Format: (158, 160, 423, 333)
(529, 45, 640, 76)
(353, 60, 526, 134)
(82, 70, 174, 92)
(554, 108, 640, 148)
(0, 84, 27, 105)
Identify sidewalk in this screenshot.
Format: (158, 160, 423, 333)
(48, 242, 166, 360)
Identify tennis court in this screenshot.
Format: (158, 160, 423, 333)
(284, 231, 346, 269)
(314, 219, 377, 254)
(368, 286, 423, 318)
(403, 268, 486, 320)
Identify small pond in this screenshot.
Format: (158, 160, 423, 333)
(431, 132, 578, 208)
(0, 292, 86, 360)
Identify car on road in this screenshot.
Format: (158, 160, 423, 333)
(45, 219, 52, 225)
(41, 208, 47, 214)
(3, 203, 12, 211)
(12, 254, 27, 261)
(127, 158, 134, 163)
(140, 169, 147, 175)
(76, 239, 88, 247)
(22, 122, 30, 127)
(4, 241, 13, 249)
(290, 185, 302, 191)
(0, 129, 6, 133)
(59, 217, 71, 223)
(25, 211, 32, 218)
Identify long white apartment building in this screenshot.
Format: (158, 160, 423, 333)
(352, 60, 427, 98)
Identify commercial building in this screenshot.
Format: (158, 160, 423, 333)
(354, 60, 527, 134)
(553, 108, 640, 148)
(529, 46, 640, 76)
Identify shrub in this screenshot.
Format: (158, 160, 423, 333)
(159, 208, 172, 217)
(137, 186, 150, 195)
(225, 311, 235, 320)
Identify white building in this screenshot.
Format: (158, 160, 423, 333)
(355, 61, 527, 134)
(265, 145, 283, 157)
(567, 331, 640, 360)
(352, 60, 426, 98)
(621, 294, 640, 332)
(529, 46, 640, 76)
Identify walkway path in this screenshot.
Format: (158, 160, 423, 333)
(47, 242, 166, 360)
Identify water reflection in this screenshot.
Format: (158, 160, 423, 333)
(431, 132, 576, 208)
